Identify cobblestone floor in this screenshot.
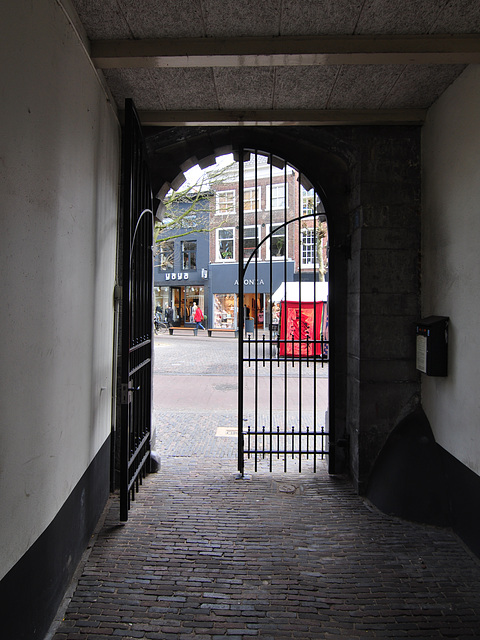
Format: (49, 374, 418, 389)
(49, 335, 480, 639)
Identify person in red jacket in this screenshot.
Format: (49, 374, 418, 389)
(193, 304, 205, 331)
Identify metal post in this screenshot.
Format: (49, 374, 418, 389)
(237, 149, 245, 478)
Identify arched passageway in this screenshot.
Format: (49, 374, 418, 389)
(145, 125, 422, 491)
(146, 130, 346, 472)
(156, 149, 331, 474)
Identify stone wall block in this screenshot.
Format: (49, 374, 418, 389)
(359, 358, 418, 383)
(360, 226, 420, 251)
(360, 181, 421, 208)
(347, 311, 360, 356)
(347, 291, 361, 316)
(346, 376, 361, 487)
(360, 248, 419, 294)
(361, 203, 420, 229)
(359, 128, 421, 185)
(347, 257, 361, 292)
(360, 292, 419, 317)
(359, 314, 417, 360)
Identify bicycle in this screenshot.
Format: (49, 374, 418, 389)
(154, 315, 168, 334)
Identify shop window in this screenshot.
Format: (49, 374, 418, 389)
(154, 287, 170, 320)
(213, 293, 236, 329)
(182, 240, 197, 270)
(216, 189, 236, 215)
(158, 240, 174, 270)
(267, 224, 287, 259)
(216, 227, 235, 261)
(243, 225, 261, 261)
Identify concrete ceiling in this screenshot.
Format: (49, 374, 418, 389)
(69, 0, 480, 125)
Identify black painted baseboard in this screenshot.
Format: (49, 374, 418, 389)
(366, 407, 480, 558)
(0, 436, 111, 640)
(440, 444, 480, 558)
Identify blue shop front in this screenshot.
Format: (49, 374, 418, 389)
(154, 229, 210, 327)
(210, 260, 294, 330)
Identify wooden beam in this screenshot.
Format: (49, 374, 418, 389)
(91, 34, 480, 68)
(129, 109, 427, 126)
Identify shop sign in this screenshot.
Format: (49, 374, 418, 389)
(234, 278, 265, 286)
(165, 272, 189, 281)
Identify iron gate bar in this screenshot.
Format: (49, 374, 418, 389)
(312, 189, 316, 471)
(254, 151, 259, 470)
(237, 152, 245, 477)
(268, 154, 274, 471)
(282, 161, 288, 472)
(313, 184, 319, 471)
(297, 176, 303, 471)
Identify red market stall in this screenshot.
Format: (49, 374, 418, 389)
(272, 282, 328, 358)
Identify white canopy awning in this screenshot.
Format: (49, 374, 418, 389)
(272, 281, 328, 303)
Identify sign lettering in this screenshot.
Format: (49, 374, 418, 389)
(234, 278, 265, 286)
(164, 272, 189, 281)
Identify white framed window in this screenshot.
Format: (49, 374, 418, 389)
(266, 224, 287, 259)
(301, 228, 318, 267)
(266, 183, 287, 210)
(244, 187, 261, 212)
(302, 187, 315, 216)
(301, 187, 323, 217)
(243, 225, 261, 261)
(216, 189, 236, 215)
(216, 227, 235, 261)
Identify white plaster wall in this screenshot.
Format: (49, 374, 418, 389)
(0, 0, 120, 578)
(422, 65, 480, 476)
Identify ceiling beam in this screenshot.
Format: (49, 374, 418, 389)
(91, 34, 480, 68)
(130, 109, 427, 126)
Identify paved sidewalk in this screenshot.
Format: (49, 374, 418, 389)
(49, 336, 480, 639)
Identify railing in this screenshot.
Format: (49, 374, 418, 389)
(240, 332, 329, 473)
(243, 423, 329, 472)
(235, 148, 330, 478)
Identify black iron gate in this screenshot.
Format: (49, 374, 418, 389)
(119, 99, 154, 520)
(236, 150, 329, 475)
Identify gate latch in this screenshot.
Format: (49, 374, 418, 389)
(120, 382, 135, 404)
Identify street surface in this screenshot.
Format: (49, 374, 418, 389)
(152, 333, 328, 471)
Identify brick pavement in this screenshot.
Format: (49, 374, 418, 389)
(48, 335, 480, 639)
(50, 457, 480, 640)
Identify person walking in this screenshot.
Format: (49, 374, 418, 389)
(193, 304, 205, 331)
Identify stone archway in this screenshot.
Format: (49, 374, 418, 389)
(145, 125, 422, 492)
